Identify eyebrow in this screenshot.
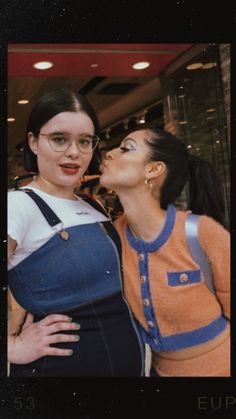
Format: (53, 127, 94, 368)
(123, 137, 137, 144)
(47, 131, 66, 135)
(47, 131, 92, 136)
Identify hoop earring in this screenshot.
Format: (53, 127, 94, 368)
(144, 177, 152, 190)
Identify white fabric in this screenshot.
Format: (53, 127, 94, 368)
(8, 186, 108, 269)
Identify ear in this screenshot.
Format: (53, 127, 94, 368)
(28, 132, 38, 155)
(145, 161, 166, 180)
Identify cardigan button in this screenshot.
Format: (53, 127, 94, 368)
(179, 273, 189, 283)
(147, 320, 154, 328)
(138, 253, 144, 261)
(140, 275, 146, 283)
(143, 299, 150, 307)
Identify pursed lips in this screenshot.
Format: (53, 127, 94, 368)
(100, 162, 108, 172)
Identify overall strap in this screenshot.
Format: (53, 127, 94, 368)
(17, 189, 62, 226)
(17, 189, 122, 261)
(78, 193, 122, 264)
(185, 214, 215, 294)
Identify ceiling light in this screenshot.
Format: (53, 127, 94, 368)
(7, 117, 15, 122)
(179, 120, 187, 125)
(139, 115, 146, 124)
(216, 140, 220, 144)
(123, 119, 129, 130)
(132, 62, 150, 70)
(33, 61, 54, 70)
(206, 108, 216, 112)
(136, 112, 147, 124)
(17, 99, 29, 104)
(187, 145, 192, 149)
(105, 129, 110, 139)
(90, 63, 98, 68)
(186, 62, 203, 70)
(202, 62, 217, 70)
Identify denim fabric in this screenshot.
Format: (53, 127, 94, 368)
(10, 292, 144, 377)
(8, 222, 122, 316)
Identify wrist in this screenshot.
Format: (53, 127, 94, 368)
(8, 334, 18, 363)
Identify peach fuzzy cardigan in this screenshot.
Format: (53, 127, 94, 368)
(115, 204, 230, 352)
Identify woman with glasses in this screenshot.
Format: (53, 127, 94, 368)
(8, 89, 144, 377)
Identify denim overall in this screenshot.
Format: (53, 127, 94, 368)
(9, 190, 144, 377)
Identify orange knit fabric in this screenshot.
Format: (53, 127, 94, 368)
(154, 334, 230, 376)
(115, 210, 230, 339)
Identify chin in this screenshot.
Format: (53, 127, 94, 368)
(58, 176, 81, 187)
(99, 174, 110, 188)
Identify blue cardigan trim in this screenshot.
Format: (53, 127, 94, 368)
(126, 204, 176, 253)
(140, 315, 228, 352)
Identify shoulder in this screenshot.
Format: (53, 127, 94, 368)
(197, 215, 230, 258)
(198, 214, 229, 237)
(8, 190, 32, 209)
(177, 209, 229, 236)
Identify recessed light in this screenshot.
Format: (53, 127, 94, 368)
(139, 116, 146, 124)
(206, 108, 216, 112)
(33, 61, 54, 70)
(187, 145, 192, 149)
(90, 63, 98, 68)
(179, 121, 187, 125)
(202, 62, 217, 70)
(17, 99, 29, 104)
(216, 140, 220, 144)
(8, 117, 15, 122)
(186, 63, 203, 70)
(132, 62, 150, 70)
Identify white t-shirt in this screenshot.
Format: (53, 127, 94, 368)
(8, 187, 108, 269)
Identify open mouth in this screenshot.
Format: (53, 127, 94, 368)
(59, 163, 80, 174)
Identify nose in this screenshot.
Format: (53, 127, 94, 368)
(65, 140, 80, 158)
(105, 150, 113, 160)
(105, 147, 118, 159)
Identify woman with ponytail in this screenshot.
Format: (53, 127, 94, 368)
(100, 127, 230, 377)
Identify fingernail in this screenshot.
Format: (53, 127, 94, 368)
(68, 317, 73, 321)
(75, 323, 81, 329)
(75, 335, 80, 341)
(68, 350, 73, 355)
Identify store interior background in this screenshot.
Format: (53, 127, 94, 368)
(8, 43, 230, 226)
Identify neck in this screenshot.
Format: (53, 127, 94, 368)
(117, 189, 167, 241)
(29, 175, 77, 200)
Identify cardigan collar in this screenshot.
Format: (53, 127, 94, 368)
(126, 204, 176, 253)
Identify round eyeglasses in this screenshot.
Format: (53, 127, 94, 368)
(39, 132, 100, 154)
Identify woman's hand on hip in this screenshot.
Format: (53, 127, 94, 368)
(8, 313, 80, 364)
